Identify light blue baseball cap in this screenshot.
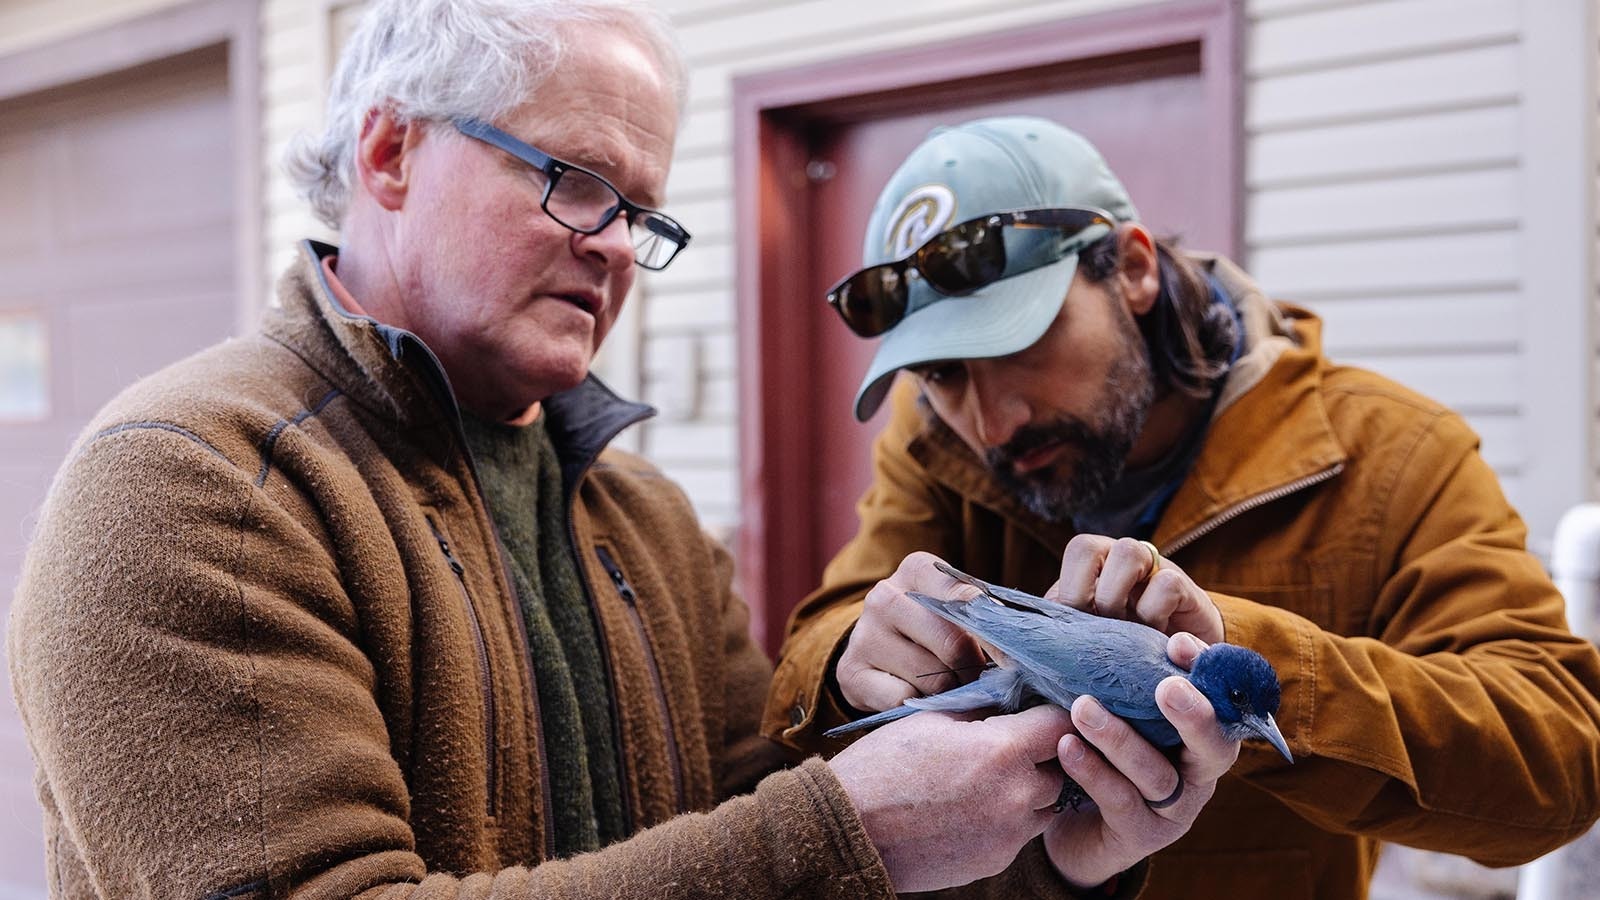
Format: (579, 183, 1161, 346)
(850, 116, 1139, 421)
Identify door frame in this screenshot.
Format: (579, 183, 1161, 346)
(0, 0, 263, 331)
(731, 0, 1243, 655)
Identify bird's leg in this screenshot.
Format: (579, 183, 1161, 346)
(1053, 775, 1089, 813)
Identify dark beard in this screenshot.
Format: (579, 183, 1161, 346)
(985, 348, 1154, 523)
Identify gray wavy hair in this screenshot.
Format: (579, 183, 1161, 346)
(284, 0, 687, 229)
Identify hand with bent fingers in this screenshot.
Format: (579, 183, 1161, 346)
(1046, 534, 1225, 645)
(1044, 632, 1241, 889)
(835, 551, 990, 714)
(829, 703, 1079, 893)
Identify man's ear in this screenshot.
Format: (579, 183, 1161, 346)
(354, 107, 425, 212)
(1116, 223, 1160, 316)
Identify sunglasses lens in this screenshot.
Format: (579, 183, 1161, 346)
(826, 208, 1113, 338)
(833, 267, 909, 337)
(916, 220, 1006, 295)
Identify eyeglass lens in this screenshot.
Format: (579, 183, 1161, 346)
(542, 167, 687, 271)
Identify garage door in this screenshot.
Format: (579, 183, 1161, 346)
(0, 42, 236, 894)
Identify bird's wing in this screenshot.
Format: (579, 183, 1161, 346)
(934, 561, 1095, 623)
(909, 590, 1181, 726)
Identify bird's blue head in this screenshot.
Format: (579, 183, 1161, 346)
(1188, 643, 1293, 763)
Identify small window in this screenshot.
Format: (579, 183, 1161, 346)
(0, 311, 49, 422)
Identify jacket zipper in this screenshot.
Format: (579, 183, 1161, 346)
(572, 523, 637, 831)
(490, 533, 555, 858)
(1161, 463, 1346, 556)
(594, 545, 686, 814)
(428, 518, 498, 817)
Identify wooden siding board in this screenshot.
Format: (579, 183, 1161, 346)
(1252, 231, 1520, 298)
(1248, 42, 1520, 132)
(1314, 291, 1521, 356)
(1247, 105, 1518, 189)
(1247, 168, 1520, 245)
(677, 0, 1149, 69)
(1248, 0, 1516, 76)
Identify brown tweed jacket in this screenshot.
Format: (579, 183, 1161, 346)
(8, 241, 894, 899)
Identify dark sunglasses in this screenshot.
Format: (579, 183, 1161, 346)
(826, 206, 1115, 338)
(453, 118, 691, 270)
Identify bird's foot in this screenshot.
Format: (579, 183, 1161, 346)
(1052, 776, 1089, 813)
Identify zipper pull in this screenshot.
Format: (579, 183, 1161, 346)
(595, 546, 637, 606)
(429, 520, 466, 577)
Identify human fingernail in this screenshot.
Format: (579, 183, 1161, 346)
(1076, 698, 1107, 729)
(1168, 680, 1199, 712)
(1061, 735, 1086, 763)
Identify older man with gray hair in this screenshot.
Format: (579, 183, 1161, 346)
(9, 2, 1242, 897)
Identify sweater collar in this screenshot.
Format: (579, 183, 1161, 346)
(264, 240, 653, 481)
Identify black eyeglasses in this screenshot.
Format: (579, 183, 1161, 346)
(453, 118, 691, 270)
(826, 207, 1115, 338)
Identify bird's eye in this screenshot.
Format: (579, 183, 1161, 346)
(1228, 688, 1246, 705)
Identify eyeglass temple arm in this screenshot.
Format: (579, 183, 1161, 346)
(453, 118, 555, 170)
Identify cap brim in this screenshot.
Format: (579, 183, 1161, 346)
(852, 253, 1080, 421)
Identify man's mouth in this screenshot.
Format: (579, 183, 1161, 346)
(554, 292, 601, 316)
(1009, 440, 1068, 476)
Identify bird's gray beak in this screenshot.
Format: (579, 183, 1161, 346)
(1245, 712, 1293, 763)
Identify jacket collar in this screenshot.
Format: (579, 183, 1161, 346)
(263, 240, 653, 483)
(898, 254, 1348, 552)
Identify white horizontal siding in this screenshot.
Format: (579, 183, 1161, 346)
(1247, 169, 1519, 245)
(0, 0, 179, 56)
(1244, 0, 1544, 517)
(1248, 0, 1517, 76)
(1247, 106, 1519, 189)
(1251, 230, 1519, 298)
(1249, 42, 1519, 132)
(1314, 291, 1520, 356)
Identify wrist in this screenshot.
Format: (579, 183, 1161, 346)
(1056, 860, 1149, 899)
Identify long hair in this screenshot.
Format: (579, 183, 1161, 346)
(1079, 234, 1236, 399)
(283, 0, 686, 230)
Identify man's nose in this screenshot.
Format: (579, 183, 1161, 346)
(572, 215, 635, 272)
(969, 368, 1029, 450)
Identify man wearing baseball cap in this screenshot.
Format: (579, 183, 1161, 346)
(765, 116, 1600, 898)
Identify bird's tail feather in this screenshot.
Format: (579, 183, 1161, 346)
(823, 667, 1023, 737)
(822, 704, 919, 737)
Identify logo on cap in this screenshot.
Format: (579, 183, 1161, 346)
(883, 184, 956, 258)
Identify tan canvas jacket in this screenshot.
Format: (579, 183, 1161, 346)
(8, 242, 903, 898)
(764, 255, 1600, 900)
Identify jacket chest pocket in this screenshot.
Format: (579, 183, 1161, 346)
(1190, 559, 1336, 632)
(426, 515, 500, 816)
(593, 544, 687, 815)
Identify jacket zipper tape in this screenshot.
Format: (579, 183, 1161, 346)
(594, 545, 687, 814)
(1162, 463, 1346, 556)
(428, 518, 499, 817)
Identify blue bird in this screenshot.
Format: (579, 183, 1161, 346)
(826, 563, 1293, 778)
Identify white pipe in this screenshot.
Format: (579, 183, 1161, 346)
(1517, 503, 1600, 900)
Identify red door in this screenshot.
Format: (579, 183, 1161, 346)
(735, 1, 1241, 654)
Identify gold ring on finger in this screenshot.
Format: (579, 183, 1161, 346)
(1137, 540, 1162, 578)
